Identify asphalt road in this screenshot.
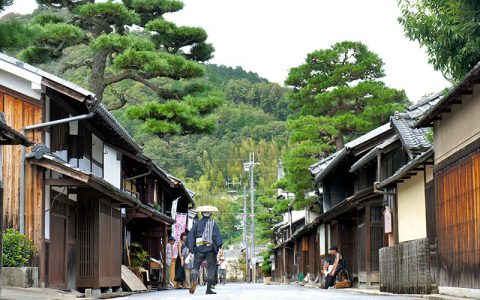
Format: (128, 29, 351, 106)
(122, 283, 421, 300)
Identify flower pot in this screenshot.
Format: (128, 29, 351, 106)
(263, 276, 271, 285)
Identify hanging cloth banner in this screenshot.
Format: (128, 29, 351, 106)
(171, 197, 180, 220)
(172, 213, 187, 258)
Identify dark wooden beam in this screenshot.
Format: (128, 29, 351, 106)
(461, 89, 473, 95)
(45, 178, 86, 186)
(440, 108, 451, 113)
(451, 99, 462, 104)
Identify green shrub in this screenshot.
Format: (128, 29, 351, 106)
(2, 228, 36, 267)
(130, 242, 149, 268)
(261, 245, 273, 276)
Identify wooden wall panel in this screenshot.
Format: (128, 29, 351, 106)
(3, 95, 21, 229)
(1, 92, 44, 272)
(435, 149, 480, 289)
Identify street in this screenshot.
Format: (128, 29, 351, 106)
(123, 283, 421, 300)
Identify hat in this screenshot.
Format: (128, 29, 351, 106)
(168, 236, 175, 242)
(194, 205, 219, 213)
(329, 246, 338, 251)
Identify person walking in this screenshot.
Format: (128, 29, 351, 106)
(187, 206, 223, 295)
(175, 232, 187, 288)
(217, 248, 227, 285)
(165, 237, 175, 287)
(183, 239, 193, 288)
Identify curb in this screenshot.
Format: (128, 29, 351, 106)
(296, 283, 478, 300)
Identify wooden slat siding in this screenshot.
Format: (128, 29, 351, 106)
(1, 93, 43, 243)
(3, 95, 20, 229)
(379, 238, 432, 294)
(435, 149, 480, 289)
(474, 155, 480, 277)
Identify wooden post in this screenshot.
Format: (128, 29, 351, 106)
(162, 224, 167, 286)
(365, 206, 372, 288)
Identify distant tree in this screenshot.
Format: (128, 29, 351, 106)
(0, 0, 13, 12)
(283, 41, 408, 204)
(205, 64, 268, 86)
(225, 79, 289, 120)
(15, 0, 220, 136)
(398, 0, 480, 81)
(0, 19, 37, 51)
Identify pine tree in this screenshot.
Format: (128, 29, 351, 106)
(18, 0, 220, 136)
(0, 0, 13, 11)
(283, 41, 409, 205)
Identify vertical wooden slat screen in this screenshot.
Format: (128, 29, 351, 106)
(435, 149, 480, 289)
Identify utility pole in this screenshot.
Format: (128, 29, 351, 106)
(243, 185, 249, 283)
(243, 152, 259, 283)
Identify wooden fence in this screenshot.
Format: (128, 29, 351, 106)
(379, 238, 432, 294)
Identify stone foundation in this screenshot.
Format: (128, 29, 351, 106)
(2, 267, 39, 288)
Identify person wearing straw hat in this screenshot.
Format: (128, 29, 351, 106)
(187, 205, 223, 295)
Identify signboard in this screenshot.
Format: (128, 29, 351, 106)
(171, 197, 180, 220)
(384, 207, 392, 234)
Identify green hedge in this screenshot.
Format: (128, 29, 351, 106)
(2, 228, 36, 267)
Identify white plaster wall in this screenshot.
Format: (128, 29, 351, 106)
(319, 224, 326, 255)
(92, 163, 102, 178)
(397, 171, 427, 242)
(0, 68, 42, 100)
(435, 84, 480, 163)
(425, 165, 433, 182)
(92, 134, 103, 163)
(44, 186, 50, 240)
(103, 144, 121, 188)
(78, 157, 91, 173)
(53, 150, 68, 162)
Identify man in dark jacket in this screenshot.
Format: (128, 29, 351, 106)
(187, 206, 223, 295)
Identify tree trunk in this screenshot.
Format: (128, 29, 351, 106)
(335, 130, 344, 151)
(89, 50, 108, 102)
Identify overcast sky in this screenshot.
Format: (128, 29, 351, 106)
(2, 0, 450, 101)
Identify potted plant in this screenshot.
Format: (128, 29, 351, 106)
(130, 242, 149, 282)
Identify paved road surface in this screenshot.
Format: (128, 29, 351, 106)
(123, 283, 421, 300)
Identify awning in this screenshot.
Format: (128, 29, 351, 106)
(126, 202, 175, 225)
(27, 151, 139, 208)
(0, 113, 33, 146)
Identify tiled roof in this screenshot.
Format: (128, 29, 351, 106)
(378, 149, 434, 188)
(309, 151, 342, 177)
(416, 61, 480, 127)
(405, 91, 444, 119)
(350, 136, 399, 173)
(391, 116, 431, 155)
(311, 123, 391, 183)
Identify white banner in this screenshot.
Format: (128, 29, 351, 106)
(171, 197, 180, 220)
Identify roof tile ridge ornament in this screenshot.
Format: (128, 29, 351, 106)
(30, 143, 50, 160)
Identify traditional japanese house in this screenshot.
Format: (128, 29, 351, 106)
(310, 123, 394, 288)
(0, 53, 193, 291)
(350, 94, 440, 293)
(415, 63, 480, 298)
(272, 209, 319, 283)
(124, 164, 194, 285)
